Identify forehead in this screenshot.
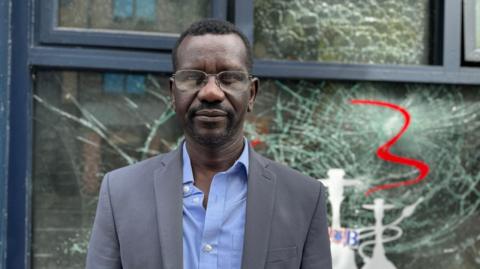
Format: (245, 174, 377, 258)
(176, 34, 248, 71)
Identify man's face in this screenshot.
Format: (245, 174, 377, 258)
(170, 34, 258, 146)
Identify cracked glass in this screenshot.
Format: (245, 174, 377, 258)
(32, 70, 181, 268)
(57, 0, 211, 33)
(33, 71, 480, 268)
(254, 0, 432, 65)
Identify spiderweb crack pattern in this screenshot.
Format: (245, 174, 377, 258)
(246, 80, 480, 267)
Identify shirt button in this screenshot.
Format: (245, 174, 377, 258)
(183, 185, 190, 194)
(202, 244, 213, 253)
(193, 197, 200, 204)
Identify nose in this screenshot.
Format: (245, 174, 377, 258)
(197, 75, 225, 102)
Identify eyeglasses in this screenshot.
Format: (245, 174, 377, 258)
(171, 70, 253, 92)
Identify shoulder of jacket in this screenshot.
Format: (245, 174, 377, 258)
(104, 150, 173, 185)
(257, 153, 323, 190)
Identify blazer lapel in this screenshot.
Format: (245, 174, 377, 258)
(153, 148, 183, 269)
(241, 148, 277, 269)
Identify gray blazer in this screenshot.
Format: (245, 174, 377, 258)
(86, 145, 332, 269)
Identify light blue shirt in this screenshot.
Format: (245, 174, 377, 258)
(182, 140, 249, 269)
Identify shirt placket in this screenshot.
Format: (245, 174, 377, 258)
(198, 173, 227, 269)
(182, 180, 206, 268)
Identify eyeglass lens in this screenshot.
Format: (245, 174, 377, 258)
(174, 70, 250, 92)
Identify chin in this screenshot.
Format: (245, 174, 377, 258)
(185, 119, 236, 146)
(188, 125, 240, 147)
(192, 133, 230, 147)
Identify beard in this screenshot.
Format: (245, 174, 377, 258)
(185, 102, 240, 147)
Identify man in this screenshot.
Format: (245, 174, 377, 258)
(86, 19, 331, 269)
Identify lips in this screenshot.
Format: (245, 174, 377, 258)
(193, 109, 228, 123)
(195, 109, 228, 117)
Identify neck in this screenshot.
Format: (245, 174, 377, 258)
(185, 134, 245, 173)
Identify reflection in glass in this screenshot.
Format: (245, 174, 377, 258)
(254, 0, 431, 65)
(32, 71, 480, 268)
(476, 0, 480, 48)
(58, 0, 211, 33)
(32, 71, 180, 268)
(251, 80, 480, 269)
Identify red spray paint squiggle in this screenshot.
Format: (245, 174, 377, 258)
(351, 100, 430, 196)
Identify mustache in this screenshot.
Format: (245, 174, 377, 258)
(187, 102, 233, 119)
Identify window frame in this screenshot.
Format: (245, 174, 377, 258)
(5, 0, 480, 268)
(0, 0, 11, 268)
(7, 0, 32, 268)
(31, 0, 480, 84)
(38, 0, 228, 50)
(232, 0, 480, 84)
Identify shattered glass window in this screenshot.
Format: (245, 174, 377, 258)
(254, 0, 432, 65)
(32, 70, 181, 268)
(33, 71, 480, 268)
(57, 0, 210, 33)
(250, 80, 480, 269)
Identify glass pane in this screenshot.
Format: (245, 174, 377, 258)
(58, 0, 211, 33)
(476, 0, 480, 48)
(254, 0, 432, 65)
(250, 80, 480, 269)
(32, 70, 181, 268)
(33, 71, 480, 268)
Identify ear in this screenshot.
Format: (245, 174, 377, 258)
(247, 77, 259, 112)
(169, 77, 176, 110)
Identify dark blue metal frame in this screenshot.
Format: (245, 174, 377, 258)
(253, 60, 480, 85)
(233, 0, 253, 43)
(29, 46, 173, 72)
(0, 0, 11, 267)
(443, 0, 462, 70)
(38, 0, 228, 50)
(28, 46, 480, 85)
(231, 0, 480, 84)
(31, 0, 480, 84)
(2, 0, 480, 268)
(7, 0, 32, 268)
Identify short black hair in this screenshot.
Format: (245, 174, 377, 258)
(172, 19, 253, 72)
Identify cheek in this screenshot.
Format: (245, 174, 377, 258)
(227, 92, 250, 112)
(173, 92, 196, 114)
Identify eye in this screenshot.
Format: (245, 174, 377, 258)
(177, 71, 206, 85)
(187, 73, 203, 82)
(219, 71, 246, 85)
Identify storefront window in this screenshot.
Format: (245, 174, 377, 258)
(32, 70, 180, 268)
(33, 70, 480, 268)
(254, 0, 432, 65)
(58, 0, 211, 33)
(252, 79, 480, 269)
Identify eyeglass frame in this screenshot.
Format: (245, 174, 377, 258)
(170, 69, 255, 93)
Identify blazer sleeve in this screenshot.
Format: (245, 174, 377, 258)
(86, 173, 122, 269)
(300, 183, 332, 269)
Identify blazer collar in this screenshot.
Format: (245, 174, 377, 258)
(153, 147, 183, 269)
(241, 144, 277, 269)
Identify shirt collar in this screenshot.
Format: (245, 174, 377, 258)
(182, 138, 249, 184)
